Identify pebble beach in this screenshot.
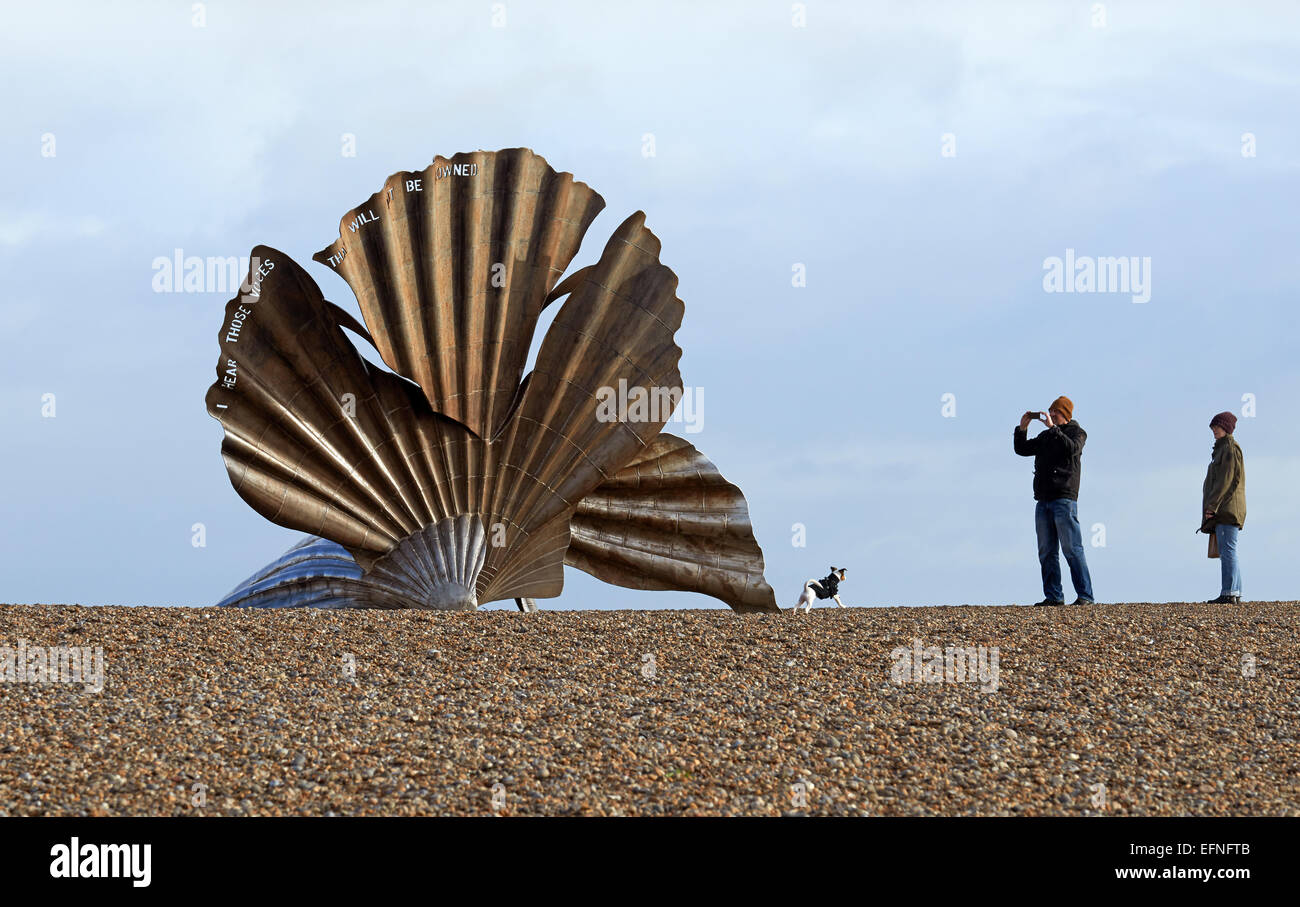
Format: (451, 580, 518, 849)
(0, 603, 1296, 816)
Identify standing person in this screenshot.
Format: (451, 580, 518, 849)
(1013, 396, 1095, 606)
(1202, 412, 1246, 604)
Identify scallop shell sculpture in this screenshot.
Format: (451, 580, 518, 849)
(206, 149, 777, 612)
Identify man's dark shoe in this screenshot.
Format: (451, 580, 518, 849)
(1033, 598, 1065, 607)
(1070, 598, 1095, 606)
(1206, 594, 1241, 604)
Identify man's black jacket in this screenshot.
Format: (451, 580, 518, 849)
(1013, 420, 1087, 502)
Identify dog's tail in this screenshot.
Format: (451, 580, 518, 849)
(791, 579, 817, 609)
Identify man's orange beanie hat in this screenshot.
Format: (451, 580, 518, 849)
(1050, 396, 1073, 421)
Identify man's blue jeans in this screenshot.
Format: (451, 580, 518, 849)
(1214, 523, 1242, 597)
(1035, 499, 1094, 602)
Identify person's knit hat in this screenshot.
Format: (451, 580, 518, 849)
(1049, 396, 1073, 421)
(1210, 411, 1237, 434)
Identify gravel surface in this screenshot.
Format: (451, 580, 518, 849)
(0, 603, 1296, 816)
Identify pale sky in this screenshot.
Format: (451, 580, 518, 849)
(2, 1, 1298, 607)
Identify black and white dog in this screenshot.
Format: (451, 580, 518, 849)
(792, 567, 848, 613)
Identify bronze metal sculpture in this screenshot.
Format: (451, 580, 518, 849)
(207, 149, 776, 612)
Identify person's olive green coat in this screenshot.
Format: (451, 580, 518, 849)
(1203, 434, 1246, 528)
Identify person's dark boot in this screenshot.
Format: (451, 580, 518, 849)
(1033, 598, 1065, 606)
(1070, 598, 1095, 606)
(1206, 593, 1241, 604)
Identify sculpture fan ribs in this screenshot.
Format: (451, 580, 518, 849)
(206, 148, 777, 613)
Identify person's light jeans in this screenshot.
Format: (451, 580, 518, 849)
(1214, 523, 1242, 597)
(1035, 499, 1094, 602)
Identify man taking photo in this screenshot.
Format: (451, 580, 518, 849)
(1014, 395, 1095, 607)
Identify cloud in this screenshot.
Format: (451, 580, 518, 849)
(0, 211, 106, 247)
(2, 1, 1298, 607)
